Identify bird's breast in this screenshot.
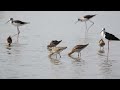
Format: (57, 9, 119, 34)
(80, 17, 88, 22)
(101, 31, 105, 38)
(12, 22, 24, 27)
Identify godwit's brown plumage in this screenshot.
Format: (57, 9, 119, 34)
(99, 39, 105, 50)
(49, 46, 67, 58)
(68, 44, 89, 58)
(7, 36, 12, 46)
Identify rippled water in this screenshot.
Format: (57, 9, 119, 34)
(0, 11, 120, 79)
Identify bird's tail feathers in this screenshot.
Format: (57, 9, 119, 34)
(94, 14, 97, 16)
(25, 22, 30, 24)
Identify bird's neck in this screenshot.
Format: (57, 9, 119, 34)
(9, 19, 14, 23)
(11, 20, 14, 23)
(101, 31, 105, 38)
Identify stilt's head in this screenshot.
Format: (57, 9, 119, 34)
(100, 28, 106, 38)
(10, 18, 13, 21)
(101, 28, 105, 32)
(77, 18, 82, 22)
(6, 18, 13, 24)
(75, 18, 82, 24)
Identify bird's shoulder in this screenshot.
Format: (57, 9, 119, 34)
(84, 15, 91, 18)
(74, 45, 86, 49)
(84, 15, 96, 18)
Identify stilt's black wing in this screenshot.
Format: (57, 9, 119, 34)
(74, 44, 89, 49)
(14, 20, 28, 24)
(105, 32, 120, 41)
(84, 15, 96, 19)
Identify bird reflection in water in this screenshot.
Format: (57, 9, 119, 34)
(48, 55, 62, 65)
(6, 45, 12, 55)
(98, 49, 113, 78)
(69, 55, 85, 64)
(6, 35, 13, 54)
(98, 39, 105, 54)
(68, 55, 81, 62)
(99, 58, 112, 78)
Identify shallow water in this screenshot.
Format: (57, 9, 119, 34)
(0, 11, 120, 79)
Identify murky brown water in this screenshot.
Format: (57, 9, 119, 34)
(0, 11, 120, 79)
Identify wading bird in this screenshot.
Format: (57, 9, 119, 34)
(100, 28, 120, 51)
(6, 18, 30, 40)
(68, 44, 89, 58)
(49, 46, 67, 58)
(7, 36, 12, 46)
(47, 40, 62, 51)
(75, 14, 97, 31)
(99, 39, 105, 51)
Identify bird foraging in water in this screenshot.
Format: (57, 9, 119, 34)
(6, 18, 30, 41)
(100, 28, 120, 51)
(99, 39, 105, 51)
(7, 36, 12, 46)
(68, 44, 89, 58)
(49, 46, 67, 58)
(47, 40, 62, 51)
(75, 14, 97, 31)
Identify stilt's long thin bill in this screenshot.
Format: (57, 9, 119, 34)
(75, 21, 79, 24)
(5, 20, 10, 24)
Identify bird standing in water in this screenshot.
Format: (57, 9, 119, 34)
(99, 39, 105, 51)
(100, 28, 120, 52)
(7, 36, 12, 46)
(75, 14, 97, 31)
(6, 18, 30, 41)
(68, 44, 89, 58)
(49, 46, 67, 58)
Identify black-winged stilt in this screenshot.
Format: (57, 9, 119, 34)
(100, 28, 120, 51)
(68, 43, 89, 58)
(75, 14, 97, 31)
(7, 36, 12, 46)
(6, 18, 30, 40)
